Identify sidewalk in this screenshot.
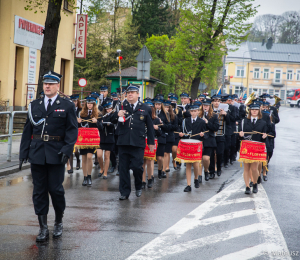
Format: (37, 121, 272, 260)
(0, 136, 30, 177)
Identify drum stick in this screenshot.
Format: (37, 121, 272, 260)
(252, 131, 274, 138)
(190, 130, 209, 137)
(234, 132, 255, 134)
(156, 124, 163, 126)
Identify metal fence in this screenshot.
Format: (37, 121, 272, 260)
(0, 111, 28, 162)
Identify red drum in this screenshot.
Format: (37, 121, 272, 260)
(144, 138, 158, 160)
(75, 128, 100, 149)
(238, 140, 267, 165)
(175, 139, 203, 163)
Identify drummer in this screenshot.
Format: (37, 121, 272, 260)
(77, 96, 101, 187)
(179, 104, 206, 192)
(238, 101, 267, 194)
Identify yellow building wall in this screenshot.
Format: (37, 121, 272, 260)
(0, 0, 76, 109)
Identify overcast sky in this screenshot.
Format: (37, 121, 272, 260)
(250, 0, 300, 21)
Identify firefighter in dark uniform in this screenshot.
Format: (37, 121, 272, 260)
(98, 85, 109, 112)
(259, 93, 280, 124)
(19, 71, 78, 242)
(117, 84, 155, 200)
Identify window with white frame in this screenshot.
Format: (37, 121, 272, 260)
(236, 66, 245, 77)
(263, 68, 270, 79)
(274, 69, 281, 83)
(254, 68, 260, 79)
(235, 86, 243, 96)
(263, 89, 268, 93)
(297, 70, 300, 81)
(287, 70, 293, 80)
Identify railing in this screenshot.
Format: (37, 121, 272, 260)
(0, 111, 28, 162)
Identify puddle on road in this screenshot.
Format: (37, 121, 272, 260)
(0, 175, 31, 187)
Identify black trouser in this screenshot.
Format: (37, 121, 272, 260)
(224, 135, 231, 164)
(110, 135, 118, 168)
(118, 145, 144, 197)
(209, 139, 225, 174)
(230, 134, 236, 161)
(31, 163, 65, 215)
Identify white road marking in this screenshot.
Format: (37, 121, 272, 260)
(127, 177, 291, 260)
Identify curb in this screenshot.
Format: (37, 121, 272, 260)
(0, 164, 31, 177)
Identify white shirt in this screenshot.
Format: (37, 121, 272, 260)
(44, 94, 58, 111)
(251, 116, 258, 123)
(88, 110, 93, 115)
(129, 100, 139, 110)
(191, 117, 197, 124)
(157, 109, 161, 115)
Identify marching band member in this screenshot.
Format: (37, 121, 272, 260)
(170, 95, 183, 169)
(238, 101, 267, 194)
(199, 98, 219, 181)
(153, 96, 170, 180)
(78, 96, 101, 187)
(260, 93, 280, 124)
(67, 94, 82, 174)
(179, 92, 191, 118)
(179, 104, 206, 192)
(96, 98, 118, 179)
(98, 85, 109, 112)
(162, 100, 178, 173)
(142, 100, 162, 188)
(209, 95, 230, 177)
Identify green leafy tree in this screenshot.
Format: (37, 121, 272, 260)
(168, 0, 258, 98)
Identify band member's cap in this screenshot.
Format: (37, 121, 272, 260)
(117, 87, 127, 94)
(39, 91, 45, 96)
(259, 93, 270, 99)
(163, 100, 171, 106)
(91, 92, 100, 97)
(43, 71, 62, 83)
(248, 101, 260, 110)
(100, 85, 109, 91)
(202, 98, 211, 105)
(169, 94, 178, 101)
(153, 96, 164, 104)
(180, 92, 189, 98)
(85, 96, 97, 103)
(111, 92, 118, 98)
(168, 92, 175, 97)
(144, 97, 152, 103)
(189, 104, 200, 110)
(193, 101, 202, 106)
(212, 95, 221, 100)
(262, 101, 270, 106)
(198, 94, 206, 99)
(126, 84, 139, 92)
(144, 101, 153, 107)
(70, 94, 80, 100)
(102, 98, 113, 109)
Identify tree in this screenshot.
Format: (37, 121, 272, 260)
(132, 0, 175, 39)
(168, 0, 258, 98)
(278, 11, 300, 44)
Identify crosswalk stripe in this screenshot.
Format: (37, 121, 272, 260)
(219, 197, 264, 205)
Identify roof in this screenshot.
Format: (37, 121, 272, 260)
(227, 41, 300, 63)
(106, 66, 166, 84)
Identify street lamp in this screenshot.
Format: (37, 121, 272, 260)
(117, 49, 122, 90)
(285, 53, 291, 106)
(241, 48, 256, 97)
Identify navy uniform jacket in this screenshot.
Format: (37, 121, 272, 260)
(181, 117, 207, 142)
(156, 111, 171, 144)
(117, 100, 155, 148)
(238, 104, 246, 121)
(225, 105, 236, 135)
(238, 118, 267, 142)
(203, 113, 219, 148)
(97, 111, 118, 144)
(270, 106, 280, 124)
(174, 107, 183, 140)
(19, 95, 78, 165)
(166, 115, 178, 143)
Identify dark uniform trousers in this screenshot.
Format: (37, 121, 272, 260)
(209, 136, 225, 173)
(31, 163, 65, 215)
(224, 135, 231, 164)
(118, 145, 145, 196)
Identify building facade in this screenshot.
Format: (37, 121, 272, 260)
(0, 0, 77, 110)
(225, 41, 300, 100)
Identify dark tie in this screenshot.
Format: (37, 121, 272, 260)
(131, 104, 134, 110)
(88, 110, 91, 116)
(192, 119, 195, 124)
(47, 99, 52, 111)
(252, 119, 256, 126)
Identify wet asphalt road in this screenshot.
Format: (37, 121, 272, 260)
(0, 106, 299, 260)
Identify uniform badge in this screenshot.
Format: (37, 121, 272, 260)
(39, 101, 42, 104)
(140, 115, 144, 120)
(56, 100, 60, 104)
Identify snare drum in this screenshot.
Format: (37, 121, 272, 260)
(75, 128, 100, 149)
(175, 139, 203, 163)
(238, 140, 267, 165)
(144, 138, 158, 160)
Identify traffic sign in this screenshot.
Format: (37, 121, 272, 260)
(78, 78, 87, 87)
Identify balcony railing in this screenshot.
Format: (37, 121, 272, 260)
(224, 76, 231, 85)
(271, 79, 284, 87)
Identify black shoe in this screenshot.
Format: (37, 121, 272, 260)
(217, 170, 221, 177)
(98, 171, 104, 177)
(165, 169, 170, 172)
(173, 165, 178, 170)
(204, 172, 209, 181)
(249, 181, 253, 187)
(94, 161, 99, 166)
(116, 171, 119, 176)
(224, 164, 228, 168)
(103, 175, 108, 179)
(194, 179, 200, 188)
(209, 173, 215, 179)
(119, 195, 129, 200)
(233, 157, 236, 162)
(87, 175, 92, 186)
(154, 161, 157, 164)
(230, 160, 234, 165)
(147, 179, 153, 188)
(245, 187, 251, 194)
(82, 177, 87, 186)
(162, 171, 167, 178)
(152, 175, 154, 183)
(176, 162, 181, 169)
(198, 175, 202, 183)
(184, 185, 191, 192)
(76, 160, 80, 170)
(253, 183, 258, 193)
(142, 182, 146, 189)
(36, 215, 49, 242)
(67, 169, 73, 174)
(257, 176, 262, 184)
(158, 170, 163, 180)
(263, 175, 268, 181)
(136, 190, 142, 197)
(108, 166, 115, 173)
(53, 211, 63, 238)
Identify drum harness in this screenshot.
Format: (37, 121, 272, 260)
(241, 119, 253, 140)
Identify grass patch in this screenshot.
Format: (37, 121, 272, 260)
(0, 138, 8, 143)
